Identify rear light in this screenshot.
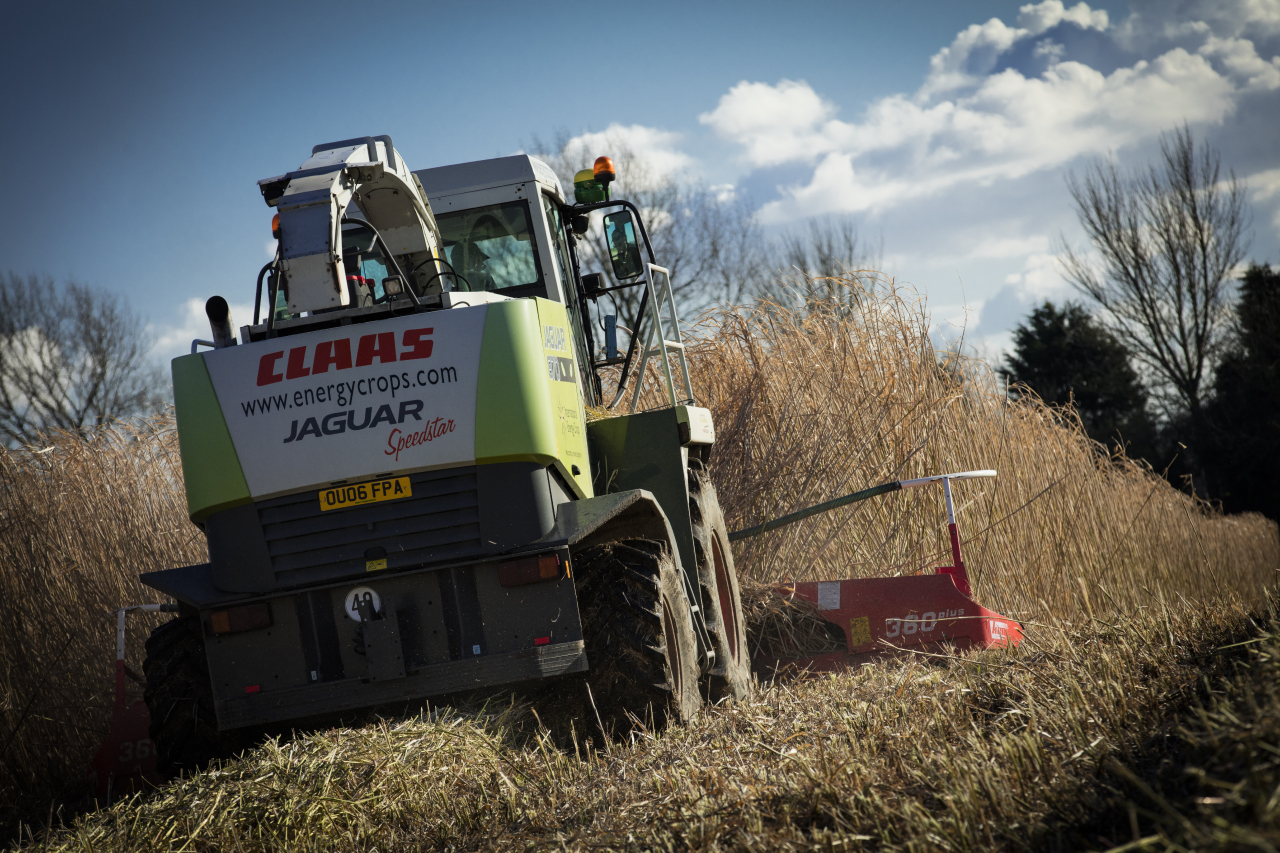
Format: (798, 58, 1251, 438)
(498, 553, 563, 587)
(209, 603, 272, 635)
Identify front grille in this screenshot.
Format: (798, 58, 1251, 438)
(258, 467, 484, 586)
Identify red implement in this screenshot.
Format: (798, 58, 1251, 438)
(749, 471, 1023, 675)
(756, 573, 1023, 675)
(88, 604, 173, 799)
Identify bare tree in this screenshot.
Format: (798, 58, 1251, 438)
(0, 273, 165, 445)
(764, 214, 883, 311)
(1060, 126, 1250, 433)
(530, 131, 766, 339)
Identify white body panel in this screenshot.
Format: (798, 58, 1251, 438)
(204, 306, 487, 499)
(273, 139, 442, 315)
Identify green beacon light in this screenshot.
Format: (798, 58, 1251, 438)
(573, 168, 604, 204)
(574, 155, 615, 204)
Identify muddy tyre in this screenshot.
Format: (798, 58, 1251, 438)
(143, 613, 249, 776)
(688, 464, 753, 701)
(574, 539, 701, 734)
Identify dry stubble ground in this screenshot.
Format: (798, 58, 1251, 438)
(3, 281, 1279, 849)
(11, 594, 1280, 852)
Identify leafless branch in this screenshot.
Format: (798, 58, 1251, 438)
(0, 273, 165, 445)
(1058, 125, 1249, 423)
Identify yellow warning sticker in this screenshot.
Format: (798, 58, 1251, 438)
(849, 616, 871, 647)
(365, 558, 388, 572)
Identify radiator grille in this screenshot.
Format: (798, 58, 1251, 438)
(258, 467, 484, 586)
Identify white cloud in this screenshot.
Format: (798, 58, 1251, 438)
(559, 123, 694, 183)
(699, 80, 837, 168)
(704, 0, 1273, 225)
(1017, 1, 1109, 34)
(969, 235, 1052, 259)
(917, 1, 1108, 99)
(710, 183, 737, 203)
(970, 252, 1073, 344)
(1248, 167, 1280, 200)
(1009, 251, 1069, 299)
(150, 297, 256, 364)
(1252, 168, 1280, 238)
(1114, 0, 1280, 53)
(1199, 35, 1280, 88)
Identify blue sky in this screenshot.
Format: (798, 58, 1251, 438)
(3, 0, 1278, 364)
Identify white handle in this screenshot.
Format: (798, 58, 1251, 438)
(898, 469, 997, 489)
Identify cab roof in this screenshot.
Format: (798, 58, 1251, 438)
(413, 155, 564, 204)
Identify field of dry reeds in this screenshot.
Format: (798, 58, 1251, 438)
(2, 277, 1277, 848)
(0, 421, 198, 829)
(670, 278, 1277, 621)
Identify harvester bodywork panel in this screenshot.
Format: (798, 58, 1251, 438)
(169, 298, 595, 595)
(175, 297, 593, 520)
(171, 354, 252, 519)
(587, 409, 695, 586)
(200, 555, 585, 730)
(194, 307, 485, 502)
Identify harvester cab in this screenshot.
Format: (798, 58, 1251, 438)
(131, 135, 749, 777)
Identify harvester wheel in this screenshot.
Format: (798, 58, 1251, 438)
(573, 539, 701, 734)
(688, 463, 753, 701)
(143, 613, 248, 776)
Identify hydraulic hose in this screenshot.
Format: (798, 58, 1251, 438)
(408, 255, 469, 292)
(340, 217, 422, 306)
(253, 256, 278, 326)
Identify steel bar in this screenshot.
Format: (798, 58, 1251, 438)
(727, 470, 997, 542)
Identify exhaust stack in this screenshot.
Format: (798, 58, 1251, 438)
(205, 296, 237, 348)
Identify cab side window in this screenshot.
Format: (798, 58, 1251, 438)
(542, 193, 575, 293)
(542, 192, 597, 405)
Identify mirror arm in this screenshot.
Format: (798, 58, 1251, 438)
(607, 294, 648, 410)
(559, 197, 655, 408)
(564, 198, 656, 265)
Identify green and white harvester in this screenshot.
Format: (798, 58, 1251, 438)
(137, 136, 750, 773)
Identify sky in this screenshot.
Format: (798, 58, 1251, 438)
(2, 0, 1278, 366)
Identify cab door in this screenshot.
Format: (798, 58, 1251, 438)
(538, 192, 599, 408)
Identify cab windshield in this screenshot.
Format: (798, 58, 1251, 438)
(436, 201, 541, 292)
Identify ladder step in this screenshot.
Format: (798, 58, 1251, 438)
(661, 340, 685, 349)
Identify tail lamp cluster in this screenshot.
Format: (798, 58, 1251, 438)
(497, 553, 565, 587)
(209, 554, 563, 636)
(209, 602, 272, 635)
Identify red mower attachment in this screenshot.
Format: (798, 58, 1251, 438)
(757, 574, 1023, 674)
(89, 603, 177, 799)
(734, 470, 1024, 675)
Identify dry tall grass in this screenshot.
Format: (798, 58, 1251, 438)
(17, 595, 1276, 851)
(628, 276, 1278, 621)
(0, 420, 202, 827)
(0, 277, 1276, 837)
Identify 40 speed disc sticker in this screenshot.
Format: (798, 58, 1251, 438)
(203, 307, 486, 498)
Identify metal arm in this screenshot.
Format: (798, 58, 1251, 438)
(561, 197, 657, 408)
(729, 470, 997, 542)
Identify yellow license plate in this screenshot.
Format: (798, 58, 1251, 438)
(319, 477, 412, 511)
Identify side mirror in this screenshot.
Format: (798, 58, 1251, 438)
(604, 211, 644, 280)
